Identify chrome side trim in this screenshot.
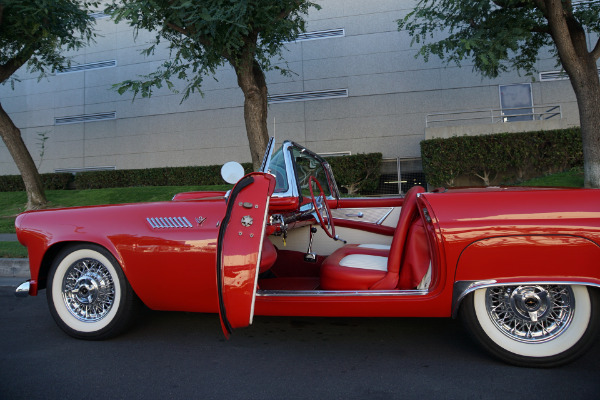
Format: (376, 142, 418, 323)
(452, 280, 600, 318)
(256, 289, 429, 297)
(15, 281, 31, 298)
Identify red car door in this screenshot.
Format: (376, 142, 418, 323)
(217, 172, 276, 337)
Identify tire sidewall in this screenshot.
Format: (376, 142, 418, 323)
(47, 244, 126, 338)
(463, 285, 598, 367)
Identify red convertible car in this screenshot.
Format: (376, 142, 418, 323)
(14, 139, 600, 367)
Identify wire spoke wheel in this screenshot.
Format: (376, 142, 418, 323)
(486, 285, 574, 344)
(47, 244, 139, 340)
(62, 258, 116, 323)
(460, 284, 599, 367)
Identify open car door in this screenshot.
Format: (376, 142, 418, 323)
(217, 172, 276, 337)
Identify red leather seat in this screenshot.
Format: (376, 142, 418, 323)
(320, 185, 426, 290)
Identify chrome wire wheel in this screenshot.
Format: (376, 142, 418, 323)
(485, 285, 574, 344)
(47, 244, 139, 340)
(62, 257, 116, 323)
(461, 284, 599, 367)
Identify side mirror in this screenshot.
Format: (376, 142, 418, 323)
(221, 161, 245, 184)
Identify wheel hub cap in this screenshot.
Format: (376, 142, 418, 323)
(486, 285, 575, 343)
(62, 258, 115, 322)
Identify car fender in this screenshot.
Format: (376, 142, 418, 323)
(451, 234, 600, 316)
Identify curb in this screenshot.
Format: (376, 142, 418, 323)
(0, 258, 30, 278)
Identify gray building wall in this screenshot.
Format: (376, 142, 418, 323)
(0, 0, 586, 175)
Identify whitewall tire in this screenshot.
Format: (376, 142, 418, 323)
(460, 285, 599, 367)
(47, 244, 139, 340)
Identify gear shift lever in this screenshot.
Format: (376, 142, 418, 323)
(304, 226, 318, 263)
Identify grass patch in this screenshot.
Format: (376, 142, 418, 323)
(519, 168, 584, 188)
(0, 241, 28, 258)
(0, 184, 232, 234)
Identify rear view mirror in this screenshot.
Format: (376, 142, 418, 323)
(221, 161, 245, 184)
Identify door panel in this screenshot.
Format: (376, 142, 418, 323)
(217, 173, 276, 336)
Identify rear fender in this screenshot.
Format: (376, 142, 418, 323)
(452, 235, 600, 316)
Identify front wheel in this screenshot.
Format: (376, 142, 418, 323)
(47, 244, 139, 340)
(460, 285, 599, 367)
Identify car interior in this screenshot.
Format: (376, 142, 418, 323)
(254, 141, 433, 293)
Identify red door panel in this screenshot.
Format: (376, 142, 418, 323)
(217, 173, 276, 337)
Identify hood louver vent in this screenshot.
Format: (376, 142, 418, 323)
(58, 60, 117, 74)
(55, 112, 116, 125)
(268, 89, 348, 104)
(147, 217, 193, 229)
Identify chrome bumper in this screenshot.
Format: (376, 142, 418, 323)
(15, 281, 31, 297)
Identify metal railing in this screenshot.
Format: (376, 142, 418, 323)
(425, 104, 562, 128)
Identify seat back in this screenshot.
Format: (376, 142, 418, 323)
(370, 185, 425, 289)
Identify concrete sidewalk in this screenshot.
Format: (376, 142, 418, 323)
(1, 231, 29, 281)
(0, 258, 29, 279)
(0, 233, 18, 241)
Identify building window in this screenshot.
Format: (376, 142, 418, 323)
(499, 83, 533, 122)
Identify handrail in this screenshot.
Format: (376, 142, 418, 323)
(426, 104, 562, 127)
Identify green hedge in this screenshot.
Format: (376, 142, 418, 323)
(0, 173, 73, 192)
(326, 153, 382, 195)
(420, 128, 583, 187)
(1, 152, 382, 195)
(71, 163, 254, 189)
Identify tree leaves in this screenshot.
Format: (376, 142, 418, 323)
(397, 0, 598, 78)
(0, 0, 98, 84)
(105, 0, 320, 100)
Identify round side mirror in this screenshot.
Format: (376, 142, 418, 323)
(221, 161, 245, 184)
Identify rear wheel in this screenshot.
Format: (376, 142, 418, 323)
(47, 244, 139, 340)
(460, 284, 599, 367)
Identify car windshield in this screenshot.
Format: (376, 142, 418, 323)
(266, 146, 289, 193)
(290, 146, 332, 198)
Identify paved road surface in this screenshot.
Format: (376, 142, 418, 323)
(1, 285, 599, 399)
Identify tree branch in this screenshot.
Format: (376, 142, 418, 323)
(166, 22, 193, 36)
(277, 0, 302, 20)
(532, 0, 547, 15)
(0, 46, 36, 83)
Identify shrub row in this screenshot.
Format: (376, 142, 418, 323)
(0, 173, 73, 192)
(326, 152, 382, 195)
(420, 128, 583, 187)
(71, 163, 254, 189)
(0, 152, 382, 195)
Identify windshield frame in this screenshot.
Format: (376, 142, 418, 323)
(261, 140, 340, 201)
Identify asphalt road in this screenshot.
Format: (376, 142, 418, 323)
(1, 284, 599, 400)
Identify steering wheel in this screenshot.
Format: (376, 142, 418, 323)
(308, 176, 335, 239)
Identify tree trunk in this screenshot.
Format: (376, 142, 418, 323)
(235, 58, 270, 171)
(544, 1, 600, 187)
(0, 102, 47, 209)
(572, 70, 600, 188)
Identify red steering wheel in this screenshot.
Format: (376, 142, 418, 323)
(308, 176, 335, 239)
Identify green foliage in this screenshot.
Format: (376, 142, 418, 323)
(421, 128, 583, 187)
(398, 0, 600, 78)
(0, 153, 383, 195)
(72, 163, 253, 189)
(0, 241, 27, 258)
(326, 153, 382, 195)
(106, 0, 320, 100)
(0, 173, 72, 192)
(519, 167, 584, 188)
(0, 0, 98, 83)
